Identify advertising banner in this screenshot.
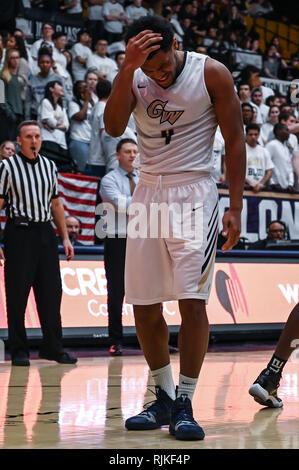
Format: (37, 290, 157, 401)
(0, 260, 298, 329)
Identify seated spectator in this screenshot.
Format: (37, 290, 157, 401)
(52, 32, 68, 75)
(87, 0, 105, 48)
(247, 0, 274, 18)
(103, 0, 130, 44)
(71, 29, 92, 82)
(88, 79, 112, 177)
(260, 105, 280, 145)
(248, 220, 288, 250)
(250, 38, 263, 55)
(29, 23, 55, 74)
(125, 0, 149, 23)
(161, 5, 184, 48)
(182, 18, 200, 51)
(38, 80, 69, 155)
(0, 140, 16, 161)
(240, 65, 274, 102)
(238, 82, 263, 124)
(52, 34, 73, 104)
(266, 123, 295, 191)
(263, 44, 287, 79)
(280, 54, 299, 82)
(68, 80, 95, 173)
(251, 87, 269, 123)
(115, 50, 126, 69)
(265, 94, 282, 108)
(25, 47, 67, 120)
(57, 216, 84, 246)
(278, 111, 299, 153)
(107, 39, 126, 60)
(85, 69, 99, 103)
(245, 123, 273, 193)
(87, 38, 118, 81)
(4, 34, 31, 105)
(241, 102, 255, 131)
(60, 0, 83, 18)
(101, 113, 137, 173)
(269, 35, 285, 57)
(0, 49, 24, 140)
(226, 3, 247, 32)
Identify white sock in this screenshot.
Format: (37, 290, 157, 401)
(177, 373, 198, 401)
(151, 363, 176, 401)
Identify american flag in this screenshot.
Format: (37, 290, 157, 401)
(57, 173, 99, 245)
(0, 173, 100, 245)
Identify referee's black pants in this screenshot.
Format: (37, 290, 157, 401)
(4, 221, 63, 359)
(104, 236, 127, 346)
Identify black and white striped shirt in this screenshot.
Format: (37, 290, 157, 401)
(0, 153, 59, 222)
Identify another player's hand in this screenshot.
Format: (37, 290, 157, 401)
(221, 209, 241, 253)
(124, 30, 162, 70)
(63, 238, 74, 261)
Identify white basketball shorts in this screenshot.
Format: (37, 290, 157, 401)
(125, 172, 219, 305)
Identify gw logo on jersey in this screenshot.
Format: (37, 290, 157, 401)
(147, 99, 184, 125)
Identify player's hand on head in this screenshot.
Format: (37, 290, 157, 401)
(125, 30, 162, 70)
(221, 209, 241, 253)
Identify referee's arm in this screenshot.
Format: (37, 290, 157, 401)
(0, 198, 5, 265)
(51, 197, 74, 261)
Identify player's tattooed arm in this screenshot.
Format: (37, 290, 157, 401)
(205, 58, 246, 252)
(104, 30, 162, 137)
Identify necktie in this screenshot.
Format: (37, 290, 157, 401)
(127, 172, 136, 195)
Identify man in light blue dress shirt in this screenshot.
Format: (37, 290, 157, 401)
(99, 138, 139, 355)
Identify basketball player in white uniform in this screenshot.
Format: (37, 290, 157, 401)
(104, 16, 246, 440)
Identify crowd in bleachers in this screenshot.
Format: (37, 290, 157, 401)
(0, 0, 298, 191)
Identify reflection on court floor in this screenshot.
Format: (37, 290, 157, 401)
(0, 350, 298, 449)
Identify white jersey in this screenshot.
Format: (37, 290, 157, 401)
(132, 52, 218, 175)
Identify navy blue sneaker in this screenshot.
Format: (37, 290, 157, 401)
(169, 394, 205, 440)
(125, 386, 174, 430)
(249, 369, 283, 408)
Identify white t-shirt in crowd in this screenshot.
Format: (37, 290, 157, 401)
(125, 5, 148, 21)
(88, 100, 106, 166)
(255, 102, 270, 123)
(30, 38, 54, 60)
(69, 100, 93, 143)
(38, 98, 69, 149)
(87, 54, 118, 80)
(245, 143, 274, 185)
(71, 42, 93, 81)
(211, 127, 225, 183)
(107, 41, 126, 59)
(103, 1, 125, 33)
(63, 0, 83, 14)
(53, 47, 67, 71)
(266, 139, 294, 188)
(260, 122, 274, 145)
(88, 3, 104, 20)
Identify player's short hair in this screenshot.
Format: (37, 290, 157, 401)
(124, 15, 174, 60)
(245, 123, 260, 133)
(116, 138, 137, 153)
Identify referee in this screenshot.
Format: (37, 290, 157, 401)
(0, 121, 77, 366)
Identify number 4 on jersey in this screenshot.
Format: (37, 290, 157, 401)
(161, 129, 174, 145)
